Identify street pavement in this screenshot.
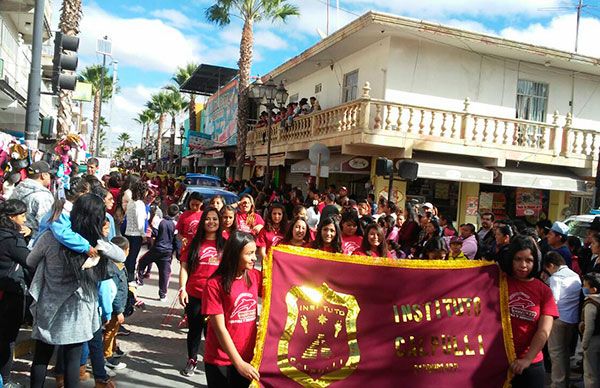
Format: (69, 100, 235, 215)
(10, 256, 208, 387)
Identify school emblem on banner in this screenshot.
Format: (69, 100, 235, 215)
(277, 283, 360, 386)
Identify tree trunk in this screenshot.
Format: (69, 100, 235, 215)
(90, 90, 101, 155)
(57, 0, 82, 138)
(156, 113, 164, 170)
(189, 95, 196, 132)
(145, 123, 150, 167)
(234, 18, 254, 181)
(170, 115, 176, 172)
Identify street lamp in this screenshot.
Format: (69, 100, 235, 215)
(179, 124, 185, 175)
(249, 77, 288, 190)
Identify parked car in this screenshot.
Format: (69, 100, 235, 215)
(178, 186, 239, 210)
(183, 173, 222, 187)
(564, 212, 600, 241)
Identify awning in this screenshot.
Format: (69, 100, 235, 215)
(406, 159, 494, 184)
(291, 155, 371, 174)
(496, 168, 587, 192)
(254, 153, 286, 167)
(196, 158, 226, 167)
(179, 64, 238, 96)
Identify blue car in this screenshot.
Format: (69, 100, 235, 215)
(179, 186, 239, 209)
(184, 173, 222, 187)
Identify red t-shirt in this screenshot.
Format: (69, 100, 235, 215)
(181, 239, 221, 299)
(342, 234, 363, 255)
(177, 210, 203, 248)
(222, 229, 231, 240)
(508, 277, 558, 363)
(236, 212, 265, 234)
(203, 269, 262, 366)
(256, 228, 284, 250)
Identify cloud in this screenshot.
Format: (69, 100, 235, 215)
(500, 13, 600, 57)
(78, 3, 201, 73)
(149, 9, 211, 30)
(122, 5, 146, 14)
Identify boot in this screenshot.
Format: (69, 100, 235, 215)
(80, 365, 92, 381)
(55, 374, 64, 388)
(95, 378, 117, 388)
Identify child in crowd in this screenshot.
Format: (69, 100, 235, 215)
(236, 194, 264, 236)
(202, 231, 261, 387)
(220, 205, 237, 240)
(447, 236, 467, 260)
(581, 272, 600, 388)
(137, 204, 181, 301)
(101, 236, 130, 372)
(312, 217, 343, 253)
(281, 217, 311, 247)
(177, 192, 204, 251)
(257, 203, 287, 259)
(355, 223, 391, 258)
(340, 210, 363, 255)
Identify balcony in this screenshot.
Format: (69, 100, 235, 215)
(247, 82, 599, 174)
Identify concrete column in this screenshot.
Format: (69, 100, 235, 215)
(548, 190, 569, 222)
(457, 182, 480, 226)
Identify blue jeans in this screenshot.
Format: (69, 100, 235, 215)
(88, 327, 108, 380)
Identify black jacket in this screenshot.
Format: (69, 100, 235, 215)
(0, 227, 31, 294)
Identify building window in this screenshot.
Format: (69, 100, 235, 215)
(289, 93, 299, 103)
(343, 70, 359, 103)
(515, 79, 549, 147)
(314, 83, 322, 94)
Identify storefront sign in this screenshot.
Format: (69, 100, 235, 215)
(466, 196, 479, 216)
(344, 157, 370, 173)
(515, 188, 543, 217)
(252, 246, 515, 388)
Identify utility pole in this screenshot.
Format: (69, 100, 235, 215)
(95, 36, 111, 156)
(24, 0, 45, 147)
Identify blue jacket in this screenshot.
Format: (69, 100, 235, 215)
(98, 278, 117, 322)
(152, 216, 179, 255)
(36, 209, 90, 254)
(108, 261, 127, 315)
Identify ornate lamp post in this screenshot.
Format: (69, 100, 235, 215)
(249, 77, 288, 190)
(179, 124, 185, 175)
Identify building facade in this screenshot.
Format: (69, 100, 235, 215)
(246, 12, 600, 224)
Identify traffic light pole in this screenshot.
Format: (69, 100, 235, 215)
(24, 0, 45, 145)
(95, 51, 107, 156)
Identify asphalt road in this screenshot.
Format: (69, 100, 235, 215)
(10, 257, 208, 387)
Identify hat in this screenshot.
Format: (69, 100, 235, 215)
(550, 221, 569, 237)
(339, 186, 348, 192)
(590, 217, 600, 232)
(422, 202, 433, 209)
(28, 161, 54, 175)
(450, 236, 463, 245)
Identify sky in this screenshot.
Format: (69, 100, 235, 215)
(50, 0, 600, 152)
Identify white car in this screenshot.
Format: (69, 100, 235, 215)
(564, 213, 600, 241)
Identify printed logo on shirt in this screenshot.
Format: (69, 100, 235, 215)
(343, 241, 360, 255)
(199, 246, 221, 266)
(230, 292, 257, 324)
(272, 234, 283, 247)
(186, 220, 200, 236)
(509, 291, 537, 321)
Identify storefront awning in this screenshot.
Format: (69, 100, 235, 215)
(496, 168, 587, 192)
(254, 153, 286, 167)
(291, 155, 371, 174)
(414, 160, 494, 184)
(179, 64, 238, 96)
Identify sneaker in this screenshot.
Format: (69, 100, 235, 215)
(117, 325, 131, 336)
(159, 296, 167, 302)
(113, 347, 127, 358)
(104, 366, 116, 377)
(105, 357, 127, 370)
(180, 358, 197, 377)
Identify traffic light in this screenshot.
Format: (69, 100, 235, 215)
(52, 31, 79, 93)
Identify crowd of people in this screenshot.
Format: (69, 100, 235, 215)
(1, 159, 600, 387)
(255, 96, 321, 133)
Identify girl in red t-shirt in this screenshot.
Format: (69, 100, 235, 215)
(311, 217, 343, 253)
(220, 205, 237, 241)
(203, 231, 262, 387)
(209, 195, 225, 213)
(500, 235, 558, 388)
(354, 223, 392, 258)
(340, 210, 363, 255)
(178, 207, 225, 377)
(281, 216, 311, 247)
(257, 203, 288, 259)
(235, 194, 264, 236)
(177, 192, 204, 252)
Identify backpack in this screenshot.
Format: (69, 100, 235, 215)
(581, 298, 600, 336)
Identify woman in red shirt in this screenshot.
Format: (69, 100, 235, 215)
(354, 223, 392, 258)
(311, 217, 342, 253)
(178, 207, 225, 377)
(177, 192, 204, 251)
(340, 210, 363, 255)
(500, 235, 558, 388)
(220, 205, 237, 241)
(235, 194, 264, 236)
(281, 217, 311, 247)
(257, 202, 288, 259)
(203, 231, 261, 387)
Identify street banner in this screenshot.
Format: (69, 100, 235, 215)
(252, 246, 515, 388)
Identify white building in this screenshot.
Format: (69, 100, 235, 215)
(247, 11, 600, 223)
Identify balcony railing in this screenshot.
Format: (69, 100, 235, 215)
(247, 82, 599, 163)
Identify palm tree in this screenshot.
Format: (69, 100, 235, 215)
(146, 91, 170, 168)
(97, 116, 108, 156)
(134, 109, 157, 149)
(206, 0, 299, 180)
(118, 132, 132, 149)
(78, 65, 115, 155)
(172, 63, 198, 132)
(56, 0, 83, 137)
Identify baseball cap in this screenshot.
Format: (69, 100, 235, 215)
(340, 186, 348, 192)
(422, 202, 433, 209)
(550, 221, 569, 237)
(28, 161, 55, 175)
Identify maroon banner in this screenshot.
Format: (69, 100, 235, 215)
(251, 246, 515, 388)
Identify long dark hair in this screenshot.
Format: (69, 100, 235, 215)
(220, 205, 237, 232)
(187, 207, 224, 274)
(500, 234, 542, 279)
(0, 199, 27, 230)
(282, 216, 310, 245)
(49, 176, 90, 222)
(361, 223, 388, 257)
(340, 209, 363, 237)
(212, 231, 256, 294)
(265, 202, 288, 232)
(66, 193, 108, 296)
(312, 217, 342, 253)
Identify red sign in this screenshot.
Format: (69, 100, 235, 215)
(252, 246, 515, 388)
(515, 188, 543, 217)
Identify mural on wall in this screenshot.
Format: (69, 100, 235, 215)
(205, 79, 238, 146)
